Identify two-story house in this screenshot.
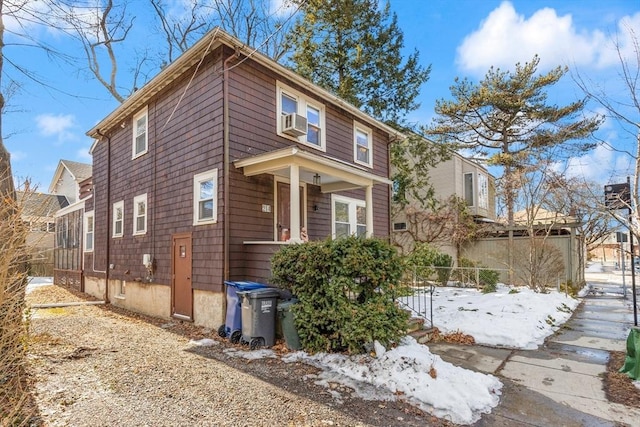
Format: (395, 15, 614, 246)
(49, 160, 93, 289)
(49, 159, 93, 205)
(392, 148, 496, 258)
(82, 28, 404, 328)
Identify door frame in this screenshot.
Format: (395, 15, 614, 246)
(171, 232, 193, 320)
(273, 176, 307, 241)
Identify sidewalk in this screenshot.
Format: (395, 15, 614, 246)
(428, 270, 640, 426)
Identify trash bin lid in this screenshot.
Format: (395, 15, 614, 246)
(245, 288, 281, 299)
(224, 281, 268, 291)
(277, 299, 299, 311)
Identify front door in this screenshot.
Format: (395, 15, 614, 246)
(172, 233, 192, 320)
(277, 182, 304, 241)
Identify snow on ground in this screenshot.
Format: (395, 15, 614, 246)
(26, 276, 54, 294)
(398, 284, 579, 350)
(283, 337, 502, 425)
(215, 281, 583, 424)
(32, 275, 580, 424)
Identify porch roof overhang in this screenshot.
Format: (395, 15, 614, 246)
(234, 146, 392, 192)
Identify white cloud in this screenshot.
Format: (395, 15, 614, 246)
(456, 1, 636, 75)
(596, 12, 640, 68)
(9, 150, 26, 162)
(559, 144, 632, 183)
(36, 114, 77, 142)
(76, 146, 92, 162)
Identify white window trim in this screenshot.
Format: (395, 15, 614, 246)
(132, 106, 149, 159)
(331, 194, 366, 239)
(353, 121, 373, 168)
(112, 200, 124, 238)
(83, 211, 94, 253)
(478, 173, 489, 210)
(193, 169, 218, 226)
(464, 172, 475, 208)
(276, 81, 326, 152)
(133, 193, 148, 235)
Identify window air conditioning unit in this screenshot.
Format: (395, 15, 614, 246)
(281, 113, 308, 137)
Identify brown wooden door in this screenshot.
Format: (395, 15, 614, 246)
(277, 182, 304, 241)
(172, 233, 192, 320)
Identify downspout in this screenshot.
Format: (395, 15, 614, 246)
(222, 49, 240, 282)
(95, 129, 110, 303)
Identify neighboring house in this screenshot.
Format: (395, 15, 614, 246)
(82, 28, 403, 328)
(18, 189, 68, 276)
(392, 149, 497, 257)
(49, 159, 93, 205)
(49, 160, 93, 289)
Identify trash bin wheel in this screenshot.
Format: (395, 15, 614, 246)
(217, 324, 227, 338)
(250, 337, 264, 351)
(230, 330, 242, 344)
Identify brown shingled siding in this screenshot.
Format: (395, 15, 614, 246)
(88, 45, 391, 290)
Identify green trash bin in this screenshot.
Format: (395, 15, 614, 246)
(277, 299, 302, 351)
(620, 327, 640, 380)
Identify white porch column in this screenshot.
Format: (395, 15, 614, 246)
(365, 184, 374, 237)
(289, 164, 301, 242)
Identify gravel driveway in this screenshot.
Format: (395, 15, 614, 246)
(26, 285, 448, 427)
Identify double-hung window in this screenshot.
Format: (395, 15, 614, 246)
(133, 194, 147, 235)
(478, 173, 488, 210)
(332, 195, 366, 239)
(84, 211, 94, 252)
(464, 173, 474, 207)
(193, 169, 218, 225)
(354, 122, 373, 167)
(132, 107, 148, 159)
(113, 201, 124, 238)
(277, 82, 326, 151)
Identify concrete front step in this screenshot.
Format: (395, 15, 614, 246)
(409, 328, 435, 344)
(406, 316, 425, 333)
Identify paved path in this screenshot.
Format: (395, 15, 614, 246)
(428, 270, 640, 426)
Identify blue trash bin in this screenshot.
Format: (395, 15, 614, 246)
(217, 281, 267, 343)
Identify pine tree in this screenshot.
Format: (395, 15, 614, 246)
(286, 0, 430, 127)
(427, 55, 602, 224)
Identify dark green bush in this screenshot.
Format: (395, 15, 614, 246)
(270, 236, 409, 354)
(405, 243, 453, 286)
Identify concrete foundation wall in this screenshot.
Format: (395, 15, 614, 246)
(82, 275, 225, 328)
(84, 276, 106, 300)
(109, 280, 171, 320)
(193, 289, 225, 329)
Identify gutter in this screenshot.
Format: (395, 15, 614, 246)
(222, 48, 239, 282)
(95, 129, 111, 303)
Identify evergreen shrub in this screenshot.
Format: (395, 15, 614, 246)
(405, 243, 453, 286)
(270, 236, 409, 354)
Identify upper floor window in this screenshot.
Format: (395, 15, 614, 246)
(277, 82, 326, 151)
(464, 173, 474, 207)
(113, 200, 124, 238)
(332, 195, 366, 239)
(354, 122, 373, 167)
(133, 194, 147, 235)
(132, 107, 148, 159)
(84, 211, 94, 252)
(193, 169, 218, 225)
(478, 173, 488, 210)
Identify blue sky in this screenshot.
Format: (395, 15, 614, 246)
(4, 0, 639, 192)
